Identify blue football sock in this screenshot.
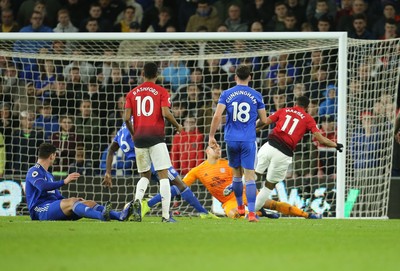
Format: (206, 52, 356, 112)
(232, 177, 243, 206)
(246, 180, 257, 212)
(93, 204, 120, 220)
(181, 187, 208, 213)
(148, 185, 180, 207)
(72, 202, 102, 220)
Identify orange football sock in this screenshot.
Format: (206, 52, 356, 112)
(266, 200, 308, 218)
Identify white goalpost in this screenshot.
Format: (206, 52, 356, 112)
(0, 32, 397, 218)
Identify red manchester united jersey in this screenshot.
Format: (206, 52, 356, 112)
(268, 106, 320, 150)
(125, 81, 170, 147)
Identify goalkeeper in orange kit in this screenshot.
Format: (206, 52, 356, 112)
(180, 144, 319, 219)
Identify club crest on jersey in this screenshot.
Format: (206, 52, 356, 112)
(32, 171, 38, 177)
(220, 168, 226, 173)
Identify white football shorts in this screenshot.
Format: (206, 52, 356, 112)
(134, 142, 172, 173)
(255, 142, 292, 183)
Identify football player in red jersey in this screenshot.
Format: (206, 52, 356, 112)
(254, 96, 343, 212)
(124, 62, 183, 222)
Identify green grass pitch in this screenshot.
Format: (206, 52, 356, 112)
(1, 216, 399, 271)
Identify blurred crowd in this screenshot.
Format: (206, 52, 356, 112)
(0, 0, 399, 179)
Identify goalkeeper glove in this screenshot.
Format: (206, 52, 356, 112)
(336, 143, 343, 152)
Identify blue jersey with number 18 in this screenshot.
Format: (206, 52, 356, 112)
(219, 85, 265, 142)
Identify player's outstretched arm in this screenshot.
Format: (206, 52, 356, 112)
(124, 108, 135, 138)
(162, 106, 183, 133)
(314, 132, 343, 152)
(64, 172, 81, 184)
(102, 141, 120, 188)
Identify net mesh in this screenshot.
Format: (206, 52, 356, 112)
(0, 35, 398, 218)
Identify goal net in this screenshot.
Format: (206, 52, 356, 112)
(0, 33, 397, 218)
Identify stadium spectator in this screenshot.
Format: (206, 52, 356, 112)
(244, 0, 274, 27)
(336, 0, 368, 32)
(63, 45, 96, 84)
(51, 115, 79, 175)
(379, 18, 398, 39)
(265, 53, 297, 88)
(269, 70, 294, 105)
(113, 5, 136, 32)
(196, 85, 223, 135)
(285, 0, 307, 26)
(68, 145, 93, 175)
(104, 64, 131, 111)
(13, 82, 41, 116)
(176, 68, 211, 101)
(0, 102, 16, 175)
(348, 13, 376, 39)
(11, 110, 45, 175)
(13, 11, 53, 80)
(141, 0, 165, 31)
(266, 1, 288, 31)
(224, 4, 247, 32)
(249, 20, 264, 32)
(17, 0, 61, 28)
(80, 3, 112, 32)
(107, 95, 126, 134)
(34, 59, 57, 100)
(161, 51, 190, 92)
(63, 0, 88, 28)
(213, 0, 243, 23)
(0, 8, 19, 32)
(50, 75, 75, 116)
(33, 101, 59, 140)
(98, 0, 126, 25)
(86, 77, 107, 119)
(372, 2, 400, 38)
(146, 6, 173, 32)
(216, 23, 228, 32)
(316, 14, 333, 31)
(172, 115, 204, 176)
(308, 0, 335, 30)
(282, 11, 299, 31)
(115, 0, 143, 24)
(335, 0, 352, 26)
(313, 114, 337, 176)
(53, 9, 78, 32)
(319, 85, 338, 117)
(203, 58, 230, 90)
(2, 62, 25, 104)
(176, 0, 197, 32)
(74, 99, 101, 168)
(186, 0, 221, 32)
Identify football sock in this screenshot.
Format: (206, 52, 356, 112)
(232, 177, 243, 206)
(266, 200, 308, 218)
(181, 187, 208, 213)
(255, 186, 272, 211)
(147, 185, 180, 207)
(135, 177, 150, 201)
(245, 180, 257, 212)
(72, 202, 102, 220)
(93, 204, 121, 220)
(159, 178, 171, 219)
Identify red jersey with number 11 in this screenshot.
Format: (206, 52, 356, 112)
(268, 106, 320, 151)
(125, 81, 171, 148)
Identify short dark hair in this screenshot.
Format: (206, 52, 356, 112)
(143, 62, 158, 79)
(38, 143, 57, 159)
(235, 64, 251, 80)
(296, 96, 310, 108)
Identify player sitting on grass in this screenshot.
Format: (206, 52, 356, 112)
(102, 120, 219, 221)
(25, 143, 132, 221)
(143, 144, 318, 219)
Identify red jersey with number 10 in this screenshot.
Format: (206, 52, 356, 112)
(268, 106, 320, 151)
(125, 81, 171, 148)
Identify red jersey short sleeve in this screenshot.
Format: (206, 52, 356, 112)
(125, 82, 171, 148)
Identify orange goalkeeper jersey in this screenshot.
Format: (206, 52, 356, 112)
(182, 159, 236, 204)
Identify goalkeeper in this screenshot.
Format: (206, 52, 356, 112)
(25, 143, 132, 221)
(102, 120, 218, 220)
(143, 144, 320, 219)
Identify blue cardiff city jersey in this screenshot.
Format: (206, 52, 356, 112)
(113, 122, 136, 161)
(25, 163, 64, 212)
(219, 85, 265, 142)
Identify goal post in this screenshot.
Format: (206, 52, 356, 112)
(0, 32, 396, 219)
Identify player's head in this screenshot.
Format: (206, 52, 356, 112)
(235, 64, 251, 81)
(295, 96, 310, 109)
(206, 144, 221, 159)
(38, 143, 57, 162)
(143, 62, 158, 79)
